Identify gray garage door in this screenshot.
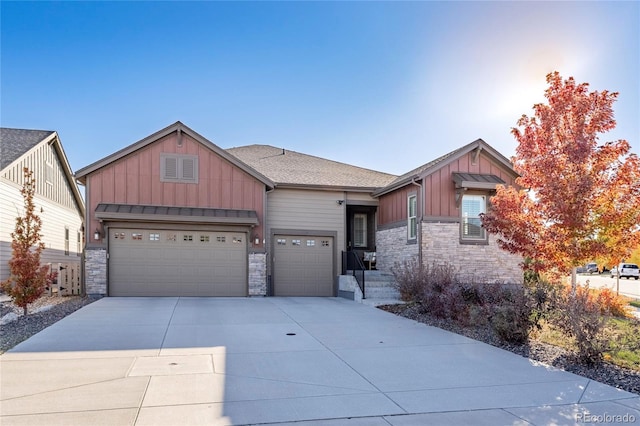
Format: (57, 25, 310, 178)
(273, 235, 334, 296)
(109, 228, 247, 296)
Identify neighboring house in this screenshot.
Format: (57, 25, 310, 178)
(372, 139, 522, 283)
(75, 122, 522, 298)
(0, 128, 85, 292)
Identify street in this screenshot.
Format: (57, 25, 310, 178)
(574, 273, 640, 300)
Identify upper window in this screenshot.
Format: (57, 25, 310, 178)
(45, 161, 54, 185)
(64, 227, 69, 256)
(408, 195, 417, 240)
(353, 213, 367, 247)
(461, 194, 486, 240)
(160, 154, 198, 183)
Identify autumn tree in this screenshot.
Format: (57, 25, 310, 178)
(482, 72, 640, 289)
(1, 168, 49, 315)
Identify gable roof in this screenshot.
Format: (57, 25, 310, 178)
(226, 144, 397, 191)
(1, 128, 55, 170)
(0, 127, 85, 217)
(372, 139, 516, 197)
(74, 121, 275, 189)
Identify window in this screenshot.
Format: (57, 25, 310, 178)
(408, 195, 417, 240)
(306, 239, 316, 247)
(160, 154, 198, 183)
(200, 235, 210, 242)
(292, 239, 301, 246)
(461, 194, 486, 240)
(277, 238, 286, 245)
(216, 236, 226, 243)
(77, 231, 82, 256)
(183, 234, 193, 242)
(149, 233, 160, 241)
(64, 227, 69, 256)
(45, 161, 54, 185)
(132, 233, 143, 240)
(321, 240, 330, 247)
(353, 213, 367, 247)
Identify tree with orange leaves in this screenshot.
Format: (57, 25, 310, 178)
(482, 72, 640, 289)
(1, 168, 49, 315)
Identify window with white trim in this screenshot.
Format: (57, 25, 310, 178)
(353, 213, 367, 247)
(160, 154, 198, 183)
(461, 194, 486, 240)
(408, 195, 417, 240)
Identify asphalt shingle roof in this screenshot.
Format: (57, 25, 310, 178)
(227, 144, 397, 189)
(0, 128, 55, 170)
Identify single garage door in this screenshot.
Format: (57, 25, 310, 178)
(109, 228, 247, 296)
(273, 235, 334, 296)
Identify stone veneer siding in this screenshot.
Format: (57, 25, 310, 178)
(248, 252, 267, 296)
(85, 248, 107, 296)
(376, 222, 523, 284)
(422, 222, 523, 284)
(376, 225, 419, 274)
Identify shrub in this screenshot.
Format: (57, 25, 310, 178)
(488, 285, 536, 344)
(594, 288, 631, 318)
(549, 285, 610, 364)
(391, 257, 426, 302)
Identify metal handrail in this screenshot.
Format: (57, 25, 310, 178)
(342, 251, 366, 299)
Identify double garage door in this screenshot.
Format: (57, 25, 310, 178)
(273, 235, 334, 296)
(109, 228, 247, 297)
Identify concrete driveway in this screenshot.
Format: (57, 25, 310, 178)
(1, 297, 639, 426)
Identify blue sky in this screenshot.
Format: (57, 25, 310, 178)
(2, 1, 638, 176)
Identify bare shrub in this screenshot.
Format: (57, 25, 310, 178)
(391, 257, 425, 302)
(489, 285, 533, 344)
(549, 284, 610, 364)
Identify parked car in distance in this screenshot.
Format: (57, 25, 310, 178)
(610, 263, 639, 280)
(585, 263, 599, 274)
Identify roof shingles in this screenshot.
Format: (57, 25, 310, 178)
(226, 145, 397, 189)
(0, 128, 55, 170)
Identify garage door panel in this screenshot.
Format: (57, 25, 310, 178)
(109, 229, 247, 297)
(274, 235, 333, 296)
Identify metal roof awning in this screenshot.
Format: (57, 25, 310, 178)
(452, 172, 505, 190)
(95, 203, 259, 226)
(452, 173, 505, 207)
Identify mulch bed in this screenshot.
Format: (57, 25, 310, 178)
(378, 302, 640, 396)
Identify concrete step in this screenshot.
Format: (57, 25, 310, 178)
(364, 289, 401, 299)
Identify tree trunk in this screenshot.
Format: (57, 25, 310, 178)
(571, 266, 577, 294)
(23, 305, 27, 316)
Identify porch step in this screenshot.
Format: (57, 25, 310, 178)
(343, 270, 403, 304)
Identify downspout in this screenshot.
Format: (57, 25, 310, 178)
(265, 185, 275, 296)
(410, 178, 423, 270)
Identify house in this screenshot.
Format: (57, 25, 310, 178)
(372, 139, 522, 283)
(75, 122, 522, 298)
(226, 144, 397, 296)
(0, 128, 85, 293)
